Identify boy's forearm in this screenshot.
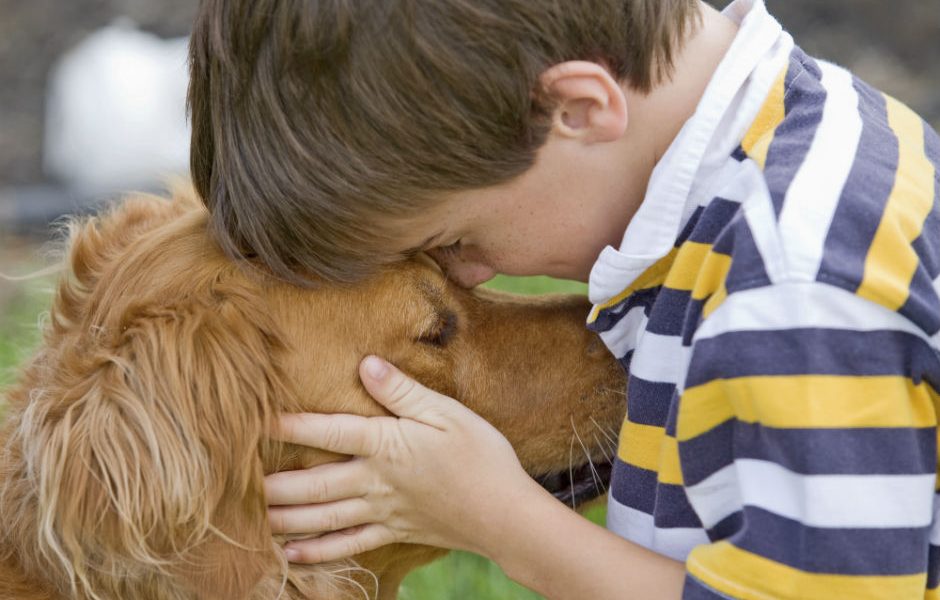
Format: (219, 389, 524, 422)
(478, 480, 686, 600)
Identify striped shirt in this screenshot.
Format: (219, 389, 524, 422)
(587, 1, 940, 598)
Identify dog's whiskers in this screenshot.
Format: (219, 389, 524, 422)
(568, 433, 577, 510)
(589, 415, 618, 447)
(597, 384, 626, 398)
(591, 428, 613, 465)
(571, 417, 604, 496)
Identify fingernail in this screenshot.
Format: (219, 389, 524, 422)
(285, 548, 301, 562)
(364, 356, 388, 380)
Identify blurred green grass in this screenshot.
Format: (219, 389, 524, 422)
(0, 269, 602, 598)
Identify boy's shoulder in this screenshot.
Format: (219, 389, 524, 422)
(702, 45, 940, 332)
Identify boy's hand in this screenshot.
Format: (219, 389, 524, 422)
(264, 356, 538, 563)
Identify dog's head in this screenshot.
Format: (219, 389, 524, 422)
(0, 190, 625, 599)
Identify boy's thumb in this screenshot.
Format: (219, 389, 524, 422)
(358, 356, 450, 424)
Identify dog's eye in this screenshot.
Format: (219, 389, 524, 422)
(418, 310, 458, 348)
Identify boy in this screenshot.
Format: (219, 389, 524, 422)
(189, 0, 940, 597)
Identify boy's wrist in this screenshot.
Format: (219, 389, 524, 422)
(477, 479, 687, 600)
(477, 478, 582, 585)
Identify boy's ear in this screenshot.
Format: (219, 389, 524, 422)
(539, 61, 629, 143)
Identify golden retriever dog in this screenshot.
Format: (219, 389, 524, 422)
(0, 190, 626, 600)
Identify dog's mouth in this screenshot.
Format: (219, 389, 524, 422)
(534, 458, 613, 508)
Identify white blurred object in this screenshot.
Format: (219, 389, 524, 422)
(44, 20, 190, 194)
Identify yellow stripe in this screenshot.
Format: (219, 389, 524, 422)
(688, 542, 926, 600)
(691, 250, 732, 302)
(661, 241, 732, 318)
(587, 248, 678, 324)
(741, 65, 788, 169)
(857, 95, 937, 310)
(617, 420, 684, 485)
(658, 434, 683, 485)
(703, 283, 727, 319)
(926, 585, 940, 600)
(664, 242, 712, 292)
(677, 375, 939, 441)
(618, 419, 662, 469)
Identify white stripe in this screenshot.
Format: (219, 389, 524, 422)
(630, 331, 689, 385)
(597, 306, 647, 359)
(929, 494, 940, 545)
(694, 280, 929, 344)
(932, 273, 940, 346)
(606, 494, 709, 561)
(740, 164, 787, 284)
(684, 463, 743, 529)
(778, 62, 864, 279)
(688, 459, 935, 530)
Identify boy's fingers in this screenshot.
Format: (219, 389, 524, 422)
(359, 356, 453, 427)
(283, 524, 398, 564)
(268, 498, 374, 535)
(272, 413, 378, 456)
(264, 460, 369, 506)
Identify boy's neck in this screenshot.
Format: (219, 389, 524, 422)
(624, 1, 740, 165)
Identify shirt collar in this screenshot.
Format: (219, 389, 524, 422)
(587, 0, 787, 306)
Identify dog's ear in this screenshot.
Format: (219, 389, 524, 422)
(23, 290, 289, 599)
(52, 192, 199, 334)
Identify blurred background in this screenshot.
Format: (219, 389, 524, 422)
(1, 0, 938, 598)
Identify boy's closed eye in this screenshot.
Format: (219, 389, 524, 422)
(435, 239, 463, 257)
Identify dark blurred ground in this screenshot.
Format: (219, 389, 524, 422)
(0, 0, 938, 186)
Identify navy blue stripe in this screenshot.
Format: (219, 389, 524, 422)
(610, 459, 658, 513)
(731, 145, 748, 162)
(687, 198, 741, 245)
(651, 483, 703, 530)
(664, 391, 680, 437)
(706, 510, 744, 543)
(925, 113, 940, 168)
(797, 48, 823, 79)
(710, 228, 735, 256)
(731, 506, 930, 576)
(685, 328, 939, 388)
(626, 375, 675, 427)
(681, 298, 705, 346)
(679, 419, 735, 487)
(617, 349, 633, 375)
(680, 422, 936, 486)
(610, 460, 703, 529)
(646, 287, 692, 337)
(676, 205, 706, 247)
(763, 50, 827, 218)
(911, 208, 940, 281)
(722, 216, 771, 294)
(683, 575, 726, 600)
(900, 271, 940, 336)
(587, 288, 658, 333)
(913, 112, 940, 279)
(906, 119, 940, 335)
(735, 422, 936, 476)
(817, 77, 899, 292)
(928, 543, 940, 589)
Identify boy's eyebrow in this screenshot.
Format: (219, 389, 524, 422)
(404, 231, 444, 256)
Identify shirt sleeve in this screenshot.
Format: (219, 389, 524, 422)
(674, 279, 940, 600)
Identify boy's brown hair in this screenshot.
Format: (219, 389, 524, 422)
(188, 0, 701, 285)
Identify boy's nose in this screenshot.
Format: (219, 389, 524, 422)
(425, 248, 496, 288)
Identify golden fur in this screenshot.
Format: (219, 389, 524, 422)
(0, 190, 625, 599)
